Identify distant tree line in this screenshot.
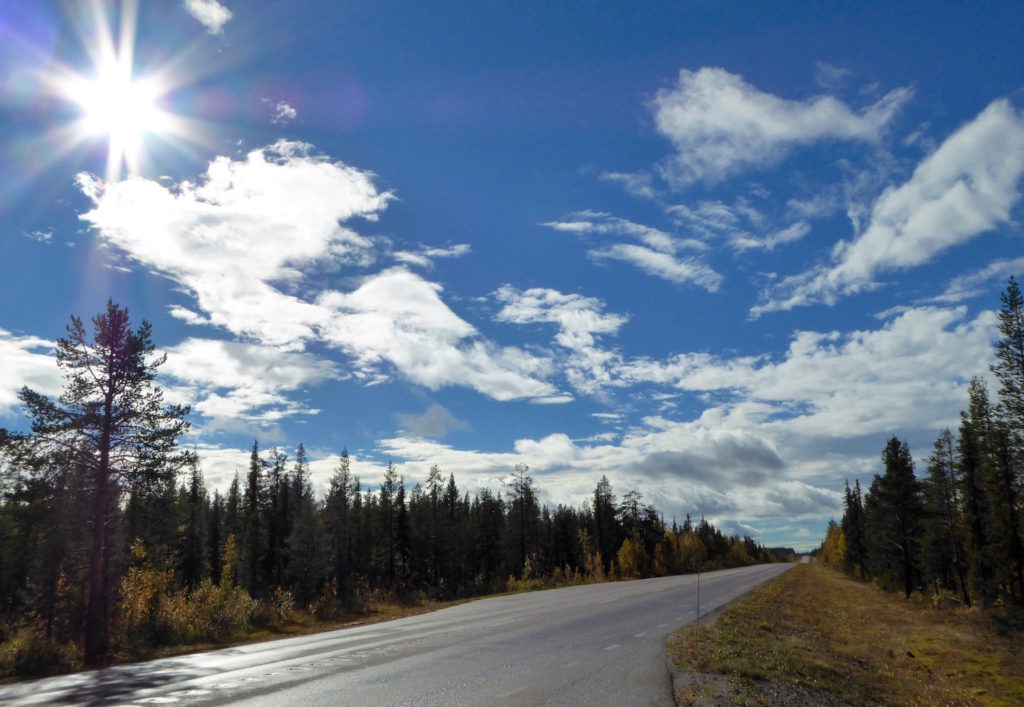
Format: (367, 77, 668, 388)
(822, 278, 1024, 608)
(0, 300, 794, 669)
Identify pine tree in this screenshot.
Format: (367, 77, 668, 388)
(618, 489, 643, 539)
(14, 301, 191, 662)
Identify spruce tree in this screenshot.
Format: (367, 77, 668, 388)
(180, 457, 207, 589)
(864, 437, 924, 598)
(841, 479, 867, 578)
(921, 429, 970, 605)
(242, 441, 265, 595)
(992, 276, 1024, 443)
(426, 464, 444, 587)
(959, 379, 997, 605)
(380, 461, 398, 586)
(326, 448, 353, 600)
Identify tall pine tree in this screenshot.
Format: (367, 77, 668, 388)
(14, 301, 191, 662)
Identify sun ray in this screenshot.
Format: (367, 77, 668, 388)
(40, 0, 196, 182)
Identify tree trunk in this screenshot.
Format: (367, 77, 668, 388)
(84, 478, 108, 664)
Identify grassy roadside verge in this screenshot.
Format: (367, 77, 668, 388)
(666, 561, 1024, 705)
(0, 596, 464, 682)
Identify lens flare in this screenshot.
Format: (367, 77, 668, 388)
(33, 0, 215, 183)
(64, 55, 173, 179)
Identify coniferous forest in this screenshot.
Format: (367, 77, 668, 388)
(821, 278, 1024, 610)
(0, 300, 793, 674)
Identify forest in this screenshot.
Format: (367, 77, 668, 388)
(0, 300, 793, 674)
(821, 278, 1024, 610)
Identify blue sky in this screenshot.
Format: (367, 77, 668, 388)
(2, 1, 1023, 550)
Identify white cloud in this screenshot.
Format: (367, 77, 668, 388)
(77, 142, 560, 403)
(813, 61, 852, 89)
(543, 211, 721, 290)
(0, 329, 59, 417)
(669, 199, 810, 253)
(23, 229, 53, 243)
(185, 304, 995, 550)
(272, 101, 297, 125)
(78, 141, 388, 347)
(754, 100, 1024, 314)
(545, 211, 706, 252)
(652, 67, 910, 186)
(373, 423, 837, 536)
(183, 0, 232, 35)
(194, 444, 387, 499)
(932, 256, 1024, 303)
(161, 338, 339, 430)
(495, 286, 627, 395)
(589, 243, 723, 290)
(393, 243, 471, 268)
(729, 221, 811, 252)
(318, 268, 559, 400)
(618, 305, 997, 441)
(599, 170, 658, 200)
(495, 286, 627, 350)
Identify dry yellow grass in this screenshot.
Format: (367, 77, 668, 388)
(667, 561, 1024, 705)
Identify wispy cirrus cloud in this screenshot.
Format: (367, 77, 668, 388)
(599, 171, 658, 200)
(932, 256, 1024, 304)
(754, 100, 1024, 315)
(668, 200, 811, 253)
(393, 243, 471, 268)
(23, 229, 53, 244)
(543, 211, 722, 290)
(652, 67, 910, 186)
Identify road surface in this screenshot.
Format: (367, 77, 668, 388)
(1, 563, 792, 706)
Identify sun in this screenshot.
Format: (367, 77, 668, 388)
(38, 0, 197, 183)
(67, 57, 171, 179)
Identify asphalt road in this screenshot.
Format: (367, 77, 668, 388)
(1, 563, 792, 706)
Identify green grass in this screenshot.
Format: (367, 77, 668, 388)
(667, 561, 1024, 705)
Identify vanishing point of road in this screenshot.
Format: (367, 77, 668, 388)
(1, 563, 793, 706)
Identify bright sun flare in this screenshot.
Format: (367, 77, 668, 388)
(66, 58, 170, 180)
(43, 1, 185, 182)
(74, 63, 162, 142)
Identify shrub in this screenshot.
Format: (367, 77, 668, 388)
(162, 579, 255, 643)
(0, 627, 77, 677)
